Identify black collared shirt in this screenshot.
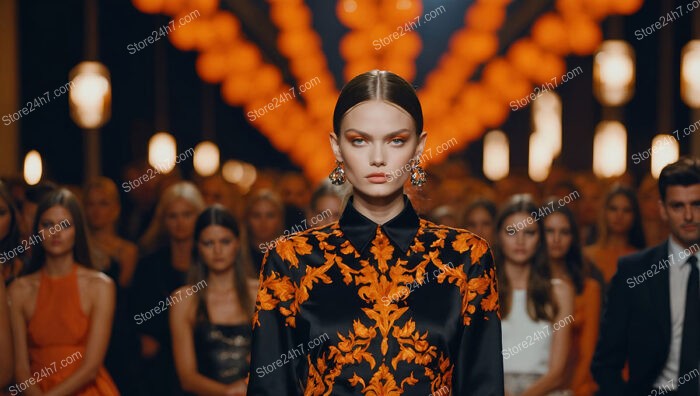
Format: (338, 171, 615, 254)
(338, 194, 421, 255)
(248, 195, 504, 396)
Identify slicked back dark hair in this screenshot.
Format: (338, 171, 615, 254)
(333, 70, 423, 135)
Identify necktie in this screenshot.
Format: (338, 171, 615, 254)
(679, 255, 699, 396)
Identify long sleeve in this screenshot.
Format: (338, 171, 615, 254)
(453, 246, 505, 396)
(591, 259, 630, 395)
(247, 248, 304, 395)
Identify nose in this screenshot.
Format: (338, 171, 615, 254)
(369, 144, 386, 167)
(514, 231, 526, 244)
(551, 232, 559, 244)
(683, 204, 694, 222)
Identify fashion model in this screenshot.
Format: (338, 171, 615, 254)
(247, 70, 504, 396)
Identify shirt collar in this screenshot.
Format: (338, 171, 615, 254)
(338, 194, 421, 255)
(667, 236, 700, 266)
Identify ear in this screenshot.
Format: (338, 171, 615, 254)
(657, 198, 668, 222)
(413, 131, 428, 161)
(329, 131, 344, 163)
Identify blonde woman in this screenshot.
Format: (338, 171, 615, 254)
(129, 181, 205, 395)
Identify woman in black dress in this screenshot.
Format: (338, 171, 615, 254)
(247, 70, 504, 395)
(170, 205, 258, 396)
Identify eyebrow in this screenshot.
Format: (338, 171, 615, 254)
(668, 199, 700, 205)
(342, 128, 412, 138)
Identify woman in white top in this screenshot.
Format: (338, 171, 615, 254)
(494, 194, 575, 396)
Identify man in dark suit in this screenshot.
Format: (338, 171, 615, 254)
(592, 157, 700, 396)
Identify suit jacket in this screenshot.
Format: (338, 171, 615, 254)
(591, 241, 674, 395)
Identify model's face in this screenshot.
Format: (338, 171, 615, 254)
(659, 184, 700, 248)
(465, 207, 495, 243)
(40, 205, 75, 257)
(605, 194, 634, 236)
(198, 225, 238, 273)
(499, 212, 540, 265)
(330, 100, 426, 199)
(164, 198, 198, 242)
(85, 188, 119, 229)
(280, 176, 310, 209)
(0, 198, 11, 241)
(312, 195, 341, 227)
(544, 213, 573, 261)
(247, 200, 283, 242)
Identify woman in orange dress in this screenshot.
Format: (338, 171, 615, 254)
(7, 188, 119, 395)
(583, 185, 645, 284)
(544, 202, 604, 396)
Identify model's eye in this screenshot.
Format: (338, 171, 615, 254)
(351, 137, 366, 146)
(389, 138, 406, 145)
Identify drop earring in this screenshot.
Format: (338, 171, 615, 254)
(409, 158, 426, 186)
(329, 160, 346, 185)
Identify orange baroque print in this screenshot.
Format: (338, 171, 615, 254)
(248, 195, 503, 395)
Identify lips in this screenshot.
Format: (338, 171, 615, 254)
(366, 173, 388, 183)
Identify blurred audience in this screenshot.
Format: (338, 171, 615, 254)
(573, 174, 603, 246)
(0, 279, 13, 389)
(0, 181, 24, 284)
(20, 182, 56, 239)
(430, 205, 460, 228)
(244, 189, 284, 274)
(0, 156, 696, 395)
(543, 202, 604, 396)
(638, 174, 670, 246)
(120, 160, 158, 242)
(276, 172, 309, 232)
(84, 177, 140, 395)
(462, 198, 498, 245)
(197, 173, 245, 220)
(309, 181, 345, 227)
(583, 185, 646, 284)
(85, 178, 138, 287)
(130, 181, 205, 396)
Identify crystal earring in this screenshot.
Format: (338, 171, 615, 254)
(409, 158, 426, 186)
(329, 160, 346, 185)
